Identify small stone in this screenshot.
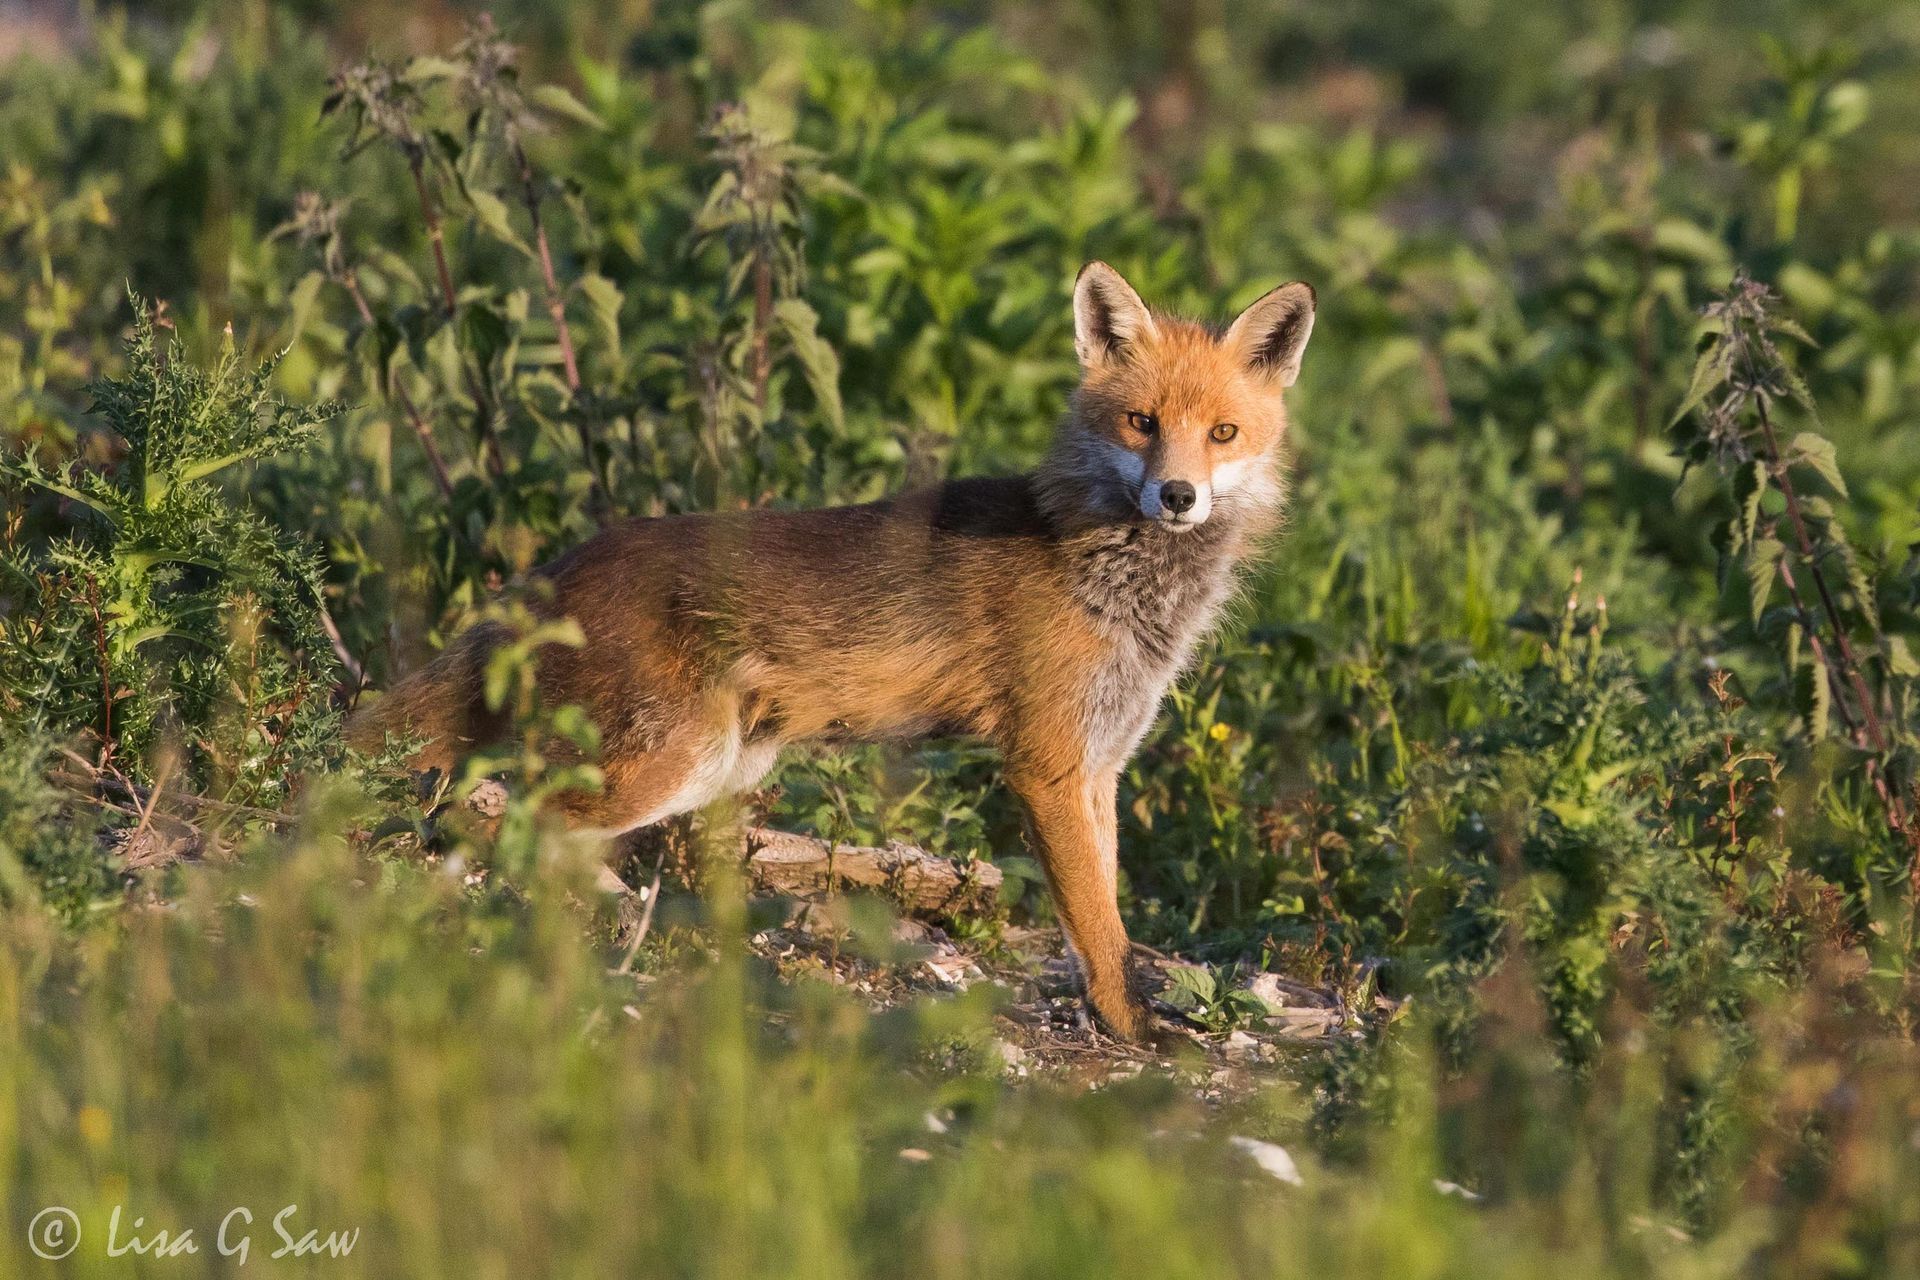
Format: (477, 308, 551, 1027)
(922, 955, 971, 988)
(891, 918, 945, 948)
(1264, 1008, 1340, 1038)
(1244, 971, 1333, 1010)
(1229, 1136, 1303, 1186)
(465, 778, 509, 818)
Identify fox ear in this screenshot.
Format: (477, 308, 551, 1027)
(1225, 282, 1316, 387)
(1073, 262, 1158, 369)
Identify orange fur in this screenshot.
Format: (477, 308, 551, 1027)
(349, 262, 1314, 1040)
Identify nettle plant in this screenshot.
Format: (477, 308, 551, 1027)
(682, 101, 849, 509)
(0, 304, 340, 808)
(314, 23, 618, 572)
(1675, 275, 1920, 898)
(293, 22, 859, 667)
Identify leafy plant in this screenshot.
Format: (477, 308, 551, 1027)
(1161, 961, 1272, 1032)
(0, 731, 110, 922)
(686, 102, 849, 507)
(0, 302, 340, 808)
(1673, 274, 1920, 894)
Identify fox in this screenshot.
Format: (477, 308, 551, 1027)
(348, 261, 1314, 1041)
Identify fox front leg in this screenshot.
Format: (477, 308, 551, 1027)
(1010, 763, 1151, 1041)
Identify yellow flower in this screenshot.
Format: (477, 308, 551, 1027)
(77, 1105, 112, 1148)
(1208, 722, 1232, 742)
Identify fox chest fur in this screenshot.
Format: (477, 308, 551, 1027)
(1053, 513, 1253, 768)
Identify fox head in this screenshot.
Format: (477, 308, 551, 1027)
(1049, 261, 1314, 532)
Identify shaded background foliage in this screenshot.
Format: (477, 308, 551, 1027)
(5, 0, 1920, 1273)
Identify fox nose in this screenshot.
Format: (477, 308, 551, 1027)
(1159, 480, 1197, 516)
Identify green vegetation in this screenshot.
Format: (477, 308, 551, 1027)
(5, 0, 1920, 1273)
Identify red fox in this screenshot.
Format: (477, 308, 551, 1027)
(350, 262, 1313, 1040)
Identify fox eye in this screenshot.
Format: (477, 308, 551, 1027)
(1210, 422, 1239, 443)
(1125, 410, 1159, 437)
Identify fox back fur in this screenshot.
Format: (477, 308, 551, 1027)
(350, 261, 1315, 1040)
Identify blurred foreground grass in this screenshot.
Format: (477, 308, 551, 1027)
(1, 783, 1916, 1276)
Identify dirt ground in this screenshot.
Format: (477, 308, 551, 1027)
(732, 902, 1394, 1100)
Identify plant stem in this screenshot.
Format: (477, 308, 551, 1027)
(1775, 556, 1863, 744)
(751, 249, 773, 422)
(392, 146, 504, 485)
(514, 143, 612, 509)
(1756, 392, 1920, 877)
(408, 152, 458, 317)
(1630, 289, 1654, 458)
(516, 145, 580, 393)
(341, 269, 458, 501)
(1755, 394, 1888, 753)
(86, 573, 112, 766)
(1420, 338, 1453, 428)
(467, 375, 509, 480)
(317, 600, 367, 690)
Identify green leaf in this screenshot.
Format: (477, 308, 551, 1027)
(281, 269, 326, 350)
(483, 647, 518, 713)
(529, 84, 606, 130)
(1802, 652, 1832, 741)
(1886, 635, 1920, 678)
(1776, 262, 1836, 315)
(1652, 218, 1729, 266)
(1766, 314, 1819, 348)
(1734, 460, 1767, 555)
(403, 54, 462, 84)
(1670, 343, 1725, 429)
(1166, 965, 1217, 1006)
(169, 450, 254, 492)
(1830, 532, 1878, 620)
(1822, 81, 1871, 137)
(1786, 431, 1848, 497)
(577, 272, 623, 361)
(466, 188, 532, 258)
(1775, 361, 1825, 426)
(548, 703, 601, 753)
(774, 298, 845, 431)
(1746, 537, 1784, 625)
(459, 304, 511, 367)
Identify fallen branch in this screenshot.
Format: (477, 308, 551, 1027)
(457, 781, 1002, 918)
(46, 761, 1004, 922)
(741, 826, 1002, 919)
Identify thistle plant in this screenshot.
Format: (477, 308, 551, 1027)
(0, 300, 341, 808)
